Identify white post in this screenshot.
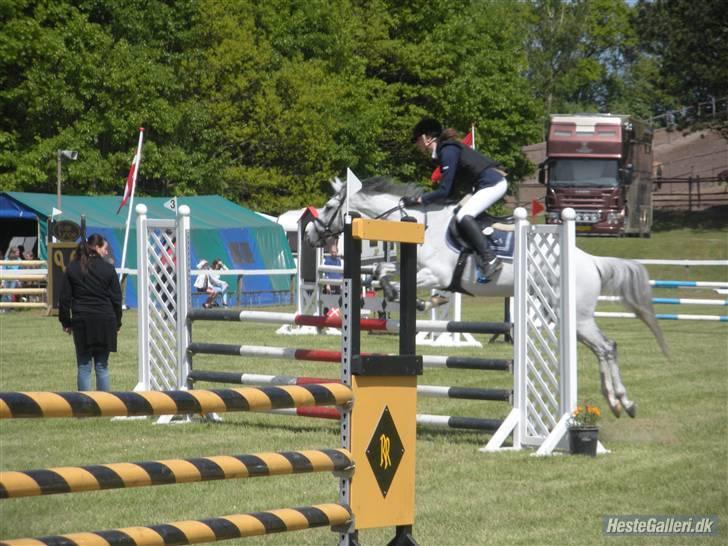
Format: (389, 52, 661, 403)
(481, 207, 528, 452)
(176, 205, 191, 390)
(512, 207, 529, 450)
(135, 204, 149, 391)
(559, 208, 577, 417)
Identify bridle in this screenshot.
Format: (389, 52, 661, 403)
(311, 189, 426, 242)
(310, 191, 346, 241)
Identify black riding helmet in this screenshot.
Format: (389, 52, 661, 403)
(411, 117, 442, 143)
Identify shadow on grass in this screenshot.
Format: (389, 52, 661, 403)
(653, 205, 728, 231)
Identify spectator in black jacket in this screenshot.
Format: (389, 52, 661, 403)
(59, 234, 122, 391)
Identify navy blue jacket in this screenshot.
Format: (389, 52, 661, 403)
(422, 141, 500, 205)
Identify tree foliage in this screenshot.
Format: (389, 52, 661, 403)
(635, 0, 728, 105)
(1, 0, 718, 213)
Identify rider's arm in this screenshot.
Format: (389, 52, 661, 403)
(421, 144, 460, 205)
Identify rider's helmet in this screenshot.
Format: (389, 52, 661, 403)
(411, 117, 442, 143)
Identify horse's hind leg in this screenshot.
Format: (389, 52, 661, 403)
(577, 320, 635, 417)
(604, 340, 636, 417)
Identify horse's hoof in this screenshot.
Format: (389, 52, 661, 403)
(623, 401, 637, 418)
(610, 401, 623, 418)
(430, 295, 449, 307)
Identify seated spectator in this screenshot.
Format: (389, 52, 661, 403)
(194, 259, 229, 308)
(209, 258, 229, 307)
(0, 247, 21, 307)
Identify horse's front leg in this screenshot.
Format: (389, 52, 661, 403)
(416, 268, 442, 290)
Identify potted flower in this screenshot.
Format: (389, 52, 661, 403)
(568, 402, 601, 456)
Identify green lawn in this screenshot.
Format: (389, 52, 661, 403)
(1, 227, 726, 545)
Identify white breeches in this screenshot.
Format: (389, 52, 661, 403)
(456, 179, 508, 221)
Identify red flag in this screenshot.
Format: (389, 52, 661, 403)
(531, 199, 545, 217)
(431, 128, 474, 183)
(117, 128, 144, 214)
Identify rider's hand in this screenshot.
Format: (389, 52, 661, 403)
(401, 196, 419, 207)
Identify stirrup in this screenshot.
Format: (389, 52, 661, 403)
(476, 255, 501, 279)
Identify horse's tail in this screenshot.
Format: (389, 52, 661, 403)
(595, 257, 671, 360)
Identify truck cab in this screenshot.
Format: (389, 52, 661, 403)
(538, 114, 653, 236)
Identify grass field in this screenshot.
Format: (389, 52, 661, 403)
(1, 226, 726, 545)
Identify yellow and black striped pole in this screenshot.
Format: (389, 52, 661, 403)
(0, 503, 352, 546)
(0, 384, 352, 420)
(0, 449, 353, 499)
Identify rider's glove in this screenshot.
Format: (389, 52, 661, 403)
(401, 196, 419, 207)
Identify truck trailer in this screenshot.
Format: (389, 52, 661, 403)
(538, 114, 654, 236)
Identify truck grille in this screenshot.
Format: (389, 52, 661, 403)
(559, 194, 612, 207)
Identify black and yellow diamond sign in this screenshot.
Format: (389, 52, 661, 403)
(365, 405, 405, 498)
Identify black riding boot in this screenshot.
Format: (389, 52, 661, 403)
(458, 215, 501, 278)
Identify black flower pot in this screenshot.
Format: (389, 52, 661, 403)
(568, 426, 599, 456)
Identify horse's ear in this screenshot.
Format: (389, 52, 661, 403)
(331, 177, 344, 192)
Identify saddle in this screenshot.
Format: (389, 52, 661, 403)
(445, 210, 515, 294)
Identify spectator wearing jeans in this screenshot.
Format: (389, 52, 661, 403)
(59, 234, 122, 391)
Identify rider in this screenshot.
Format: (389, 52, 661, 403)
(407, 117, 507, 278)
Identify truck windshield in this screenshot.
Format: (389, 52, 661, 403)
(549, 159, 618, 187)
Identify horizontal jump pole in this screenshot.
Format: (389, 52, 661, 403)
(650, 280, 728, 289)
(0, 273, 46, 282)
(0, 449, 352, 499)
(0, 503, 352, 546)
(0, 302, 47, 309)
(595, 312, 728, 322)
(262, 407, 505, 432)
(599, 296, 727, 306)
(188, 310, 512, 335)
(0, 288, 47, 295)
(187, 371, 511, 403)
(637, 259, 728, 266)
(0, 260, 45, 267)
(0, 385, 352, 420)
(317, 264, 377, 274)
(188, 343, 512, 372)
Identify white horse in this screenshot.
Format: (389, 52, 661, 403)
(306, 177, 670, 418)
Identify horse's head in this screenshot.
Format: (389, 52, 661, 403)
(305, 178, 347, 247)
(305, 176, 424, 247)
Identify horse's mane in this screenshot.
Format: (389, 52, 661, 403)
(358, 176, 422, 198)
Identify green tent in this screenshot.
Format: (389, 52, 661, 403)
(0, 192, 295, 307)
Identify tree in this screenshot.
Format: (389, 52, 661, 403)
(524, 0, 637, 115)
(0, 0, 219, 197)
(635, 0, 728, 105)
(0, 0, 545, 213)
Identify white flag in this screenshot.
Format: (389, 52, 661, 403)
(164, 197, 177, 211)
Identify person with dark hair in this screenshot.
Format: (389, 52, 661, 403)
(322, 238, 342, 295)
(408, 117, 507, 278)
(58, 233, 122, 391)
